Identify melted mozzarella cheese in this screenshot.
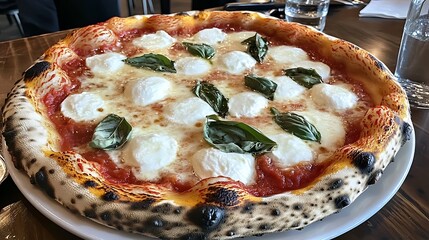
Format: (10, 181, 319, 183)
(272, 76, 307, 100)
(310, 83, 358, 111)
(218, 31, 257, 52)
(174, 57, 211, 76)
(288, 60, 331, 80)
(60, 92, 105, 122)
(191, 148, 255, 185)
(124, 77, 171, 106)
(193, 28, 227, 45)
(219, 51, 257, 74)
(165, 97, 215, 125)
(122, 134, 178, 180)
(85, 52, 126, 75)
(132, 30, 176, 50)
(228, 92, 268, 117)
(268, 46, 309, 64)
(226, 31, 257, 43)
(267, 134, 314, 168)
(297, 110, 346, 152)
(70, 29, 361, 186)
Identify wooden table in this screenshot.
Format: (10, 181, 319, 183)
(0, 5, 428, 240)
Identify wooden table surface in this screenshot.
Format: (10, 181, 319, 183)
(0, 5, 428, 240)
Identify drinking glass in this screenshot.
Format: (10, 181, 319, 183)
(395, 0, 429, 109)
(284, 0, 330, 31)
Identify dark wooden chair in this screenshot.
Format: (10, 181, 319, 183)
(192, 0, 238, 10)
(54, 0, 121, 30)
(127, 0, 170, 15)
(0, 0, 24, 36)
(128, 0, 156, 15)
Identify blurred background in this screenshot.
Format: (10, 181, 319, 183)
(1, 0, 242, 42)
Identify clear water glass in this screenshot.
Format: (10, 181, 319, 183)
(395, 0, 429, 109)
(284, 0, 330, 31)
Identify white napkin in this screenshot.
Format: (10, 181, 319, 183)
(359, 0, 412, 19)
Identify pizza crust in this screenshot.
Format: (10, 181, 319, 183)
(2, 11, 412, 239)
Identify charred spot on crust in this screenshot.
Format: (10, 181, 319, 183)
(271, 209, 281, 216)
(100, 211, 112, 222)
(102, 191, 119, 201)
(113, 210, 122, 219)
(188, 205, 225, 231)
(226, 230, 236, 236)
(206, 187, 239, 207)
(23, 61, 51, 82)
(144, 216, 168, 235)
(241, 202, 254, 213)
(401, 122, 412, 145)
(368, 54, 384, 70)
(83, 208, 97, 219)
(130, 198, 156, 210)
(367, 169, 383, 185)
(352, 151, 375, 174)
(328, 179, 343, 190)
(334, 195, 351, 209)
(293, 204, 303, 211)
(174, 207, 183, 214)
(291, 221, 301, 228)
(84, 180, 98, 188)
(151, 203, 172, 214)
(259, 224, 270, 230)
(179, 232, 208, 240)
(34, 167, 55, 198)
(147, 217, 164, 227)
(3, 129, 24, 169)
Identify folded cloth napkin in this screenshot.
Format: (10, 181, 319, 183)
(359, 0, 412, 19)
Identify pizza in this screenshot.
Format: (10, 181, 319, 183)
(2, 11, 412, 239)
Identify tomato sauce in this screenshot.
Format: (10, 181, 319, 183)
(246, 155, 327, 196)
(81, 150, 139, 184)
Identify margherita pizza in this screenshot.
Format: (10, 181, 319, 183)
(2, 11, 412, 239)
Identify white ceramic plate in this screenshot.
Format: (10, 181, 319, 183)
(4, 131, 415, 240)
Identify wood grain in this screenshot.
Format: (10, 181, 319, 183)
(0, 6, 428, 240)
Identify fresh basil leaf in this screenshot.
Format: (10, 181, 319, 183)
(123, 53, 176, 73)
(283, 67, 323, 88)
(241, 33, 268, 63)
(271, 108, 321, 143)
(244, 75, 277, 100)
(203, 115, 277, 154)
(193, 81, 229, 118)
(183, 42, 215, 60)
(90, 114, 132, 150)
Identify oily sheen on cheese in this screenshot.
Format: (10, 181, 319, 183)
(66, 27, 370, 187)
(272, 76, 307, 100)
(268, 46, 309, 64)
(132, 30, 176, 51)
(85, 52, 126, 76)
(61, 92, 106, 122)
(123, 133, 178, 180)
(192, 27, 227, 45)
(191, 148, 255, 185)
(124, 77, 171, 106)
(228, 92, 268, 117)
(174, 57, 212, 76)
(310, 83, 358, 110)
